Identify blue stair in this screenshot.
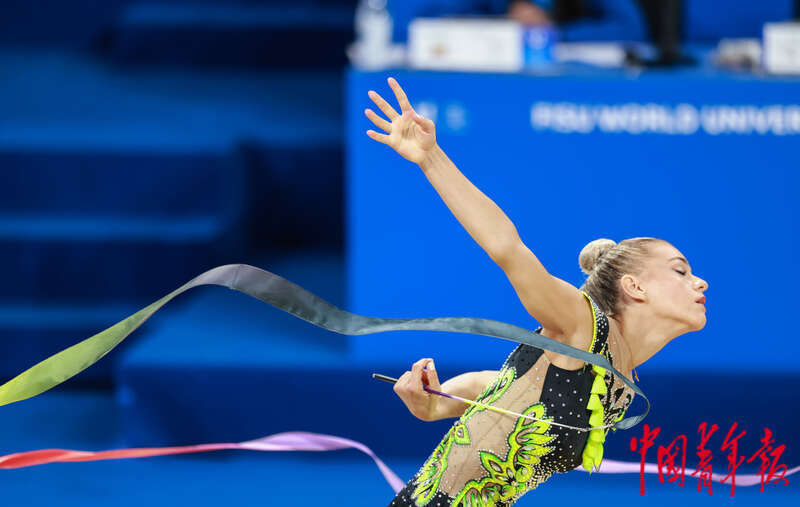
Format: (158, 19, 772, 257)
(0, 48, 345, 385)
(0, 0, 356, 471)
(0, 48, 342, 385)
(0, 157, 246, 384)
(110, 2, 356, 68)
(0, 1, 125, 49)
(0, 1, 357, 61)
(0, 49, 344, 151)
(0, 150, 246, 304)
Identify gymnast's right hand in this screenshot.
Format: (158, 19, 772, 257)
(365, 77, 437, 165)
(393, 357, 442, 422)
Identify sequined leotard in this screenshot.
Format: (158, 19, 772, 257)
(389, 291, 636, 506)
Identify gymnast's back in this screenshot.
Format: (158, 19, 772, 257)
(389, 291, 635, 506)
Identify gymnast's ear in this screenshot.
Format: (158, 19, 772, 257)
(619, 274, 646, 303)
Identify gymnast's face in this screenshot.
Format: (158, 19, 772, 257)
(632, 242, 709, 332)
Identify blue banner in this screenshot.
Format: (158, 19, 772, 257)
(346, 68, 799, 373)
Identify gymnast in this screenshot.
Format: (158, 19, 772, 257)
(364, 77, 709, 506)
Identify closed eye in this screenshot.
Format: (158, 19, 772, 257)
(675, 270, 686, 275)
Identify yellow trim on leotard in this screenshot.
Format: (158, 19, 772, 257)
(579, 290, 607, 474)
(580, 291, 598, 354)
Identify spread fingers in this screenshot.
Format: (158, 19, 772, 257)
(368, 90, 400, 120)
(366, 129, 390, 145)
(364, 108, 392, 133)
(388, 77, 412, 112)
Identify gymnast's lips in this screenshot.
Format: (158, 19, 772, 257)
(695, 296, 706, 304)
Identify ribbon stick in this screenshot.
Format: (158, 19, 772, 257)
(373, 373, 616, 433)
(0, 264, 648, 430)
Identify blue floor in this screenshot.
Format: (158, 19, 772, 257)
(3, 389, 798, 506)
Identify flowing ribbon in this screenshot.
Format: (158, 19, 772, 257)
(0, 263, 648, 431)
(2, 434, 796, 493)
(0, 431, 405, 493)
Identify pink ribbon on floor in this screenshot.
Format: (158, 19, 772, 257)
(0, 431, 405, 493)
(2, 432, 796, 493)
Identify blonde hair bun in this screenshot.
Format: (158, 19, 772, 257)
(579, 238, 617, 275)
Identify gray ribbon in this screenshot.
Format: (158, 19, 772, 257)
(0, 263, 648, 431)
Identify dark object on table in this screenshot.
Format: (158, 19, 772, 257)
(635, 0, 694, 67)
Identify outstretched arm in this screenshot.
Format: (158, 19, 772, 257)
(365, 77, 592, 342)
(418, 145, 520, 262)
(365, 77, 519, 262)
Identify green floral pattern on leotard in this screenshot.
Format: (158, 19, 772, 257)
(459, 366, 515, 422)
(452, 404, 556, 506)
(410, 367, 516, 506)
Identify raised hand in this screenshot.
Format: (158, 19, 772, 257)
(365, 77, 437, 165)
(393, 357, 442, 421)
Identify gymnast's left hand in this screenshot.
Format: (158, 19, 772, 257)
(364, 77, 437, 165)
(393, 358, 442, 422)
